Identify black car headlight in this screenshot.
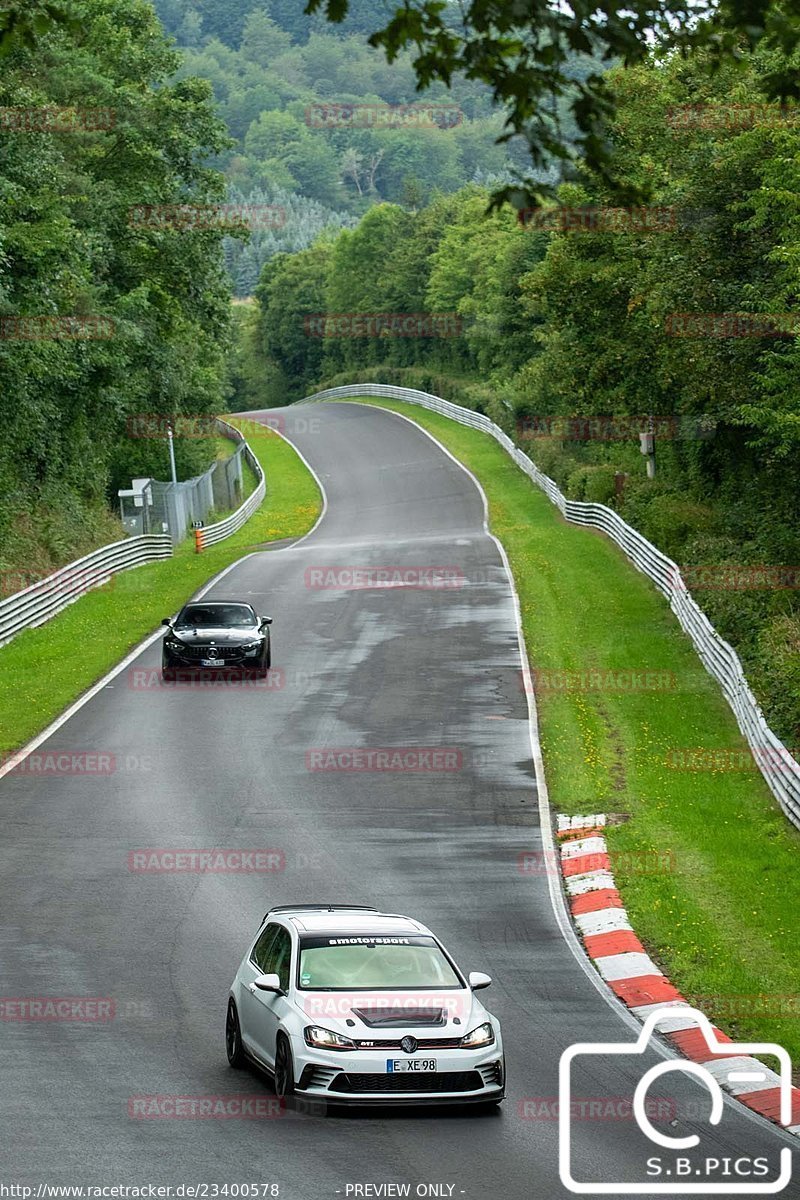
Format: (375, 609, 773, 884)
(460, 1022, 495, 1048)
(241, 641, 262, 656)
(304, 1026, 357, 1051)
(164, 638, 184, 653)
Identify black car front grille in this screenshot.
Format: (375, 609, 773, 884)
(174, 643, 247, 661)
(329, 1071, 483, 1094)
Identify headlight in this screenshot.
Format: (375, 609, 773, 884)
(460, 1022, 495, 1048)
(241, 641, 262, 655)
(304, 1025, 357, 1051)
(164, 638, 183, 652)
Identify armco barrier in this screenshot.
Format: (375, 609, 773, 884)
(300, 383, 800, 831)
(0, 418, 266, 645)
(197, 419, 266, 548)
(0, 535, 172, 647)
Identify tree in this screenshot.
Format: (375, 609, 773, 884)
(307, 0, 800, 210)
(0, 0, 234, 561)
(240, 10, 293, 62)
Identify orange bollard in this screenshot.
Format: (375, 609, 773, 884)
(194, 527, 204, 553)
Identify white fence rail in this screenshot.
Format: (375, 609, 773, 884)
(302, 383, 800, 831)
(198, 419, 266, 547)
(0, 535, 172, 647)
(0, 418, 266, 645)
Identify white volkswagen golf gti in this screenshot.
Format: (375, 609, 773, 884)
(226, 904, 505, 1107)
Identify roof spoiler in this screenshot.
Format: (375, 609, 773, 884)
(261, 903, 378, 925)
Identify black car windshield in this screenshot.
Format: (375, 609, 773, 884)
(297, 935, 462, 990)
(175, 603, 257, 630)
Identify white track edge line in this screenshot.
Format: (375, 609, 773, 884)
(0, 553, 258, 781)
(334, 400, 644, 1031)
(341, 399, 800, 1148)
(0, 417, 329, 780)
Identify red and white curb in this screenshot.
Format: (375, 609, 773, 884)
(557, 813, 800, 1136)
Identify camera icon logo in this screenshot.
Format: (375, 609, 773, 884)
(559, 1006, 793, 1194)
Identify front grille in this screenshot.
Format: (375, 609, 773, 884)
(174, 644, 245, 661)
(329, 1071, 483, 1094)
(353, 1036, 465, 1050)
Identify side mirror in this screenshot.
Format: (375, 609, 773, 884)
(161, 618, 172, 627)
(253, 972, 282, 993)
(468, 971, 492, 991)
(259, 616, 273, 627)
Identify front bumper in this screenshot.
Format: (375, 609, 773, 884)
(163, 647, 264, 669)
(292, 1040, 504, 1106)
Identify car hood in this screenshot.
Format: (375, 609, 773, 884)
(169, 627, 261, 646)
(295, 988, 488, 1038)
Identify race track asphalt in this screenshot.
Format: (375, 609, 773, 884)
(1, 401, 795, 1198)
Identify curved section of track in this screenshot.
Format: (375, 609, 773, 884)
(0, 402, 793, 1198)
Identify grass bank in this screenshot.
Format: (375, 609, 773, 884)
(0, 420, 321, 755)
(340, 396, 800, 1061)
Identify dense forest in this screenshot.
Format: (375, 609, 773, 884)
(245, 45, 800, 745)
(151, 0, 584, 294)
(0, 0, 239, 577)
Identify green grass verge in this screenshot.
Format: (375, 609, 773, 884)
(0, 420, 321, 755)
(341, 396, 800, 1061)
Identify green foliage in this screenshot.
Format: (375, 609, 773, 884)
(0, 0, 233, 574)
(308, 0, 800, 212)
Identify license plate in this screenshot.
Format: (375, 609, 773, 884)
(387, 1059, 436, 1073)
(201, 659, 225, 667)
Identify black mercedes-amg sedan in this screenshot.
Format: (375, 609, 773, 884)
(161, 601, 272, 680)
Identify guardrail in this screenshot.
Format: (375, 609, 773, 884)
(0, 417, 267, 644)
(0, 535, 173, 647)
(301, 383, 800, 832)
(196, 419, 266, 549)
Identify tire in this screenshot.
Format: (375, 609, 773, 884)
(264, 639, 271, 670)
(274, 1034, 295, 1099)
(161, 665, 176, 682)
(226, 999, 246, 1069)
